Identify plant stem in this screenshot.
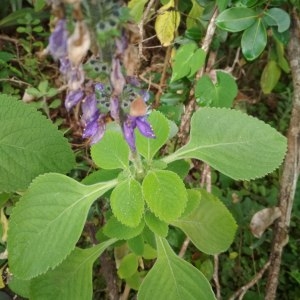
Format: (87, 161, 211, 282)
(265, 9, 300, 299)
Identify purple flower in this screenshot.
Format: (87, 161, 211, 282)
(81, 93, 105, 144)
(123, 117, 136, 151)
(136, 117, 155, 138)
(67, 65, 85, 90)
(123, 115, 155, 151)
(65, 89, 84, 111)
(49, 19, 68, 60)
(59, 57, 71, 76)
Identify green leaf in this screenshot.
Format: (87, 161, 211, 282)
(195, 71, 237, 107)
(241, 19, 267, 61)
(82, 169, 121, 185)
(38, 80, 48, 93)
(111, 178, 144, 227)
(181, 189, 201, 218)
(7, 173, 117, 279)
(171, 43, 206, 82)
(186, 0, 203, 29)
(136, 111, 170, 161)
(163, 108, 287, 180)
(144, 210, 169, 237)
(30, 240, 116, 300)
(91, 130, 129, 169)
(128, 0, 148, 22)
(166, 160, 190, 179)
(128, 235, 144, 256)
(260, 60, 281, 94)
(137, 237, 216, 300)
(172, 189, 237, 254)
(0, 95, 75, 192)
(263, 8, 290, 33)
(155, 0, 180, 46)
(142, 170, 187, 222)
(216, 8, 257, 32)
(8, 277, 31, 299)
(103, 216, 145, 240)
(117, 253, 139, 279)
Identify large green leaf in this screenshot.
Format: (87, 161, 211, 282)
(137, 237, 216, 300)
(7, 173, 117, 279)
(0, 95, 75, 192)
(111, 178, 144, 227)
(172, 189, 237, 254)
(91, 130, 129, 169)
(195, 71, 237, 108)
(142, 170, 187, 222)
(241, 18, 267, 61)
(144, 210, 169, 237)
(30, 239, 116, 300)
(263, 8, 290, 33)
(136, 111, 170, 161)
(162, 108, 287, 180)
(216, 8, 257, 32)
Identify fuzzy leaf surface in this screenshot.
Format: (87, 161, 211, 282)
(172, 189, 237, 254)
(91, 130, 129, 169)
(0, 95, 75, 192)
(7, 173, 117, 279)
(163, 108, 287, 180)
(142, 170, 187, 222)
(111, 178, 144, 227)
(138, 237, 216, 300)
(30, 239, 116, 300)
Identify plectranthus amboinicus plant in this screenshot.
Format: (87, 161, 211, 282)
(47, 0, 155, 152)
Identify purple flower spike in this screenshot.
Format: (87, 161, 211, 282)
(59, 57, 71, 75)
(81, 94, 98, 123)
(49, 19, 68, 60)
(110, 58, 125, 96)
(65, 89, 84, 111)
(110, 95, 120, 121)
(95, 83, 105, 93)
(83, 115, 106, 144)
(123, 117, 137, 151)
(136, 117, 156, 138)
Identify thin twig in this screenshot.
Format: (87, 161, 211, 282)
(265, 10, 300, 299)
(119, 283, 131, 300)
(154, 45, 172, 107)
(177, 7, 219, 146)
(229, 260, 271, 300)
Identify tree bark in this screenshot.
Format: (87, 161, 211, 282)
(265, 10, 300, 299)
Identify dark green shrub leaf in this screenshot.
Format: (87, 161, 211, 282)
(7, 173, 117, 279)
(137, 237, 216, 300)
(128, 235, 144, 256)
(260, 60, 281, 94)
(172, 189, 237, 254)
(0, 95, 75, 192)
(241, 19, 267, 61)
(163, 108, 287, 180)
(171, 43, 206, 82)
(111, 179, 144, 227)
(216, 8, 257, 32)
(91, 130, 129, 169)
(263, 8, 290, 33)
(30, 240, 116, 300)
(142, 170, 187, 222)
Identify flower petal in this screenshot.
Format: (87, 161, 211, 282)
(65, 89, 84, 111)
(49, 19, 68, 60)
(81, 93, 99, 123)
(123, 117, 136, 151)
(136, 117, 156, 138)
